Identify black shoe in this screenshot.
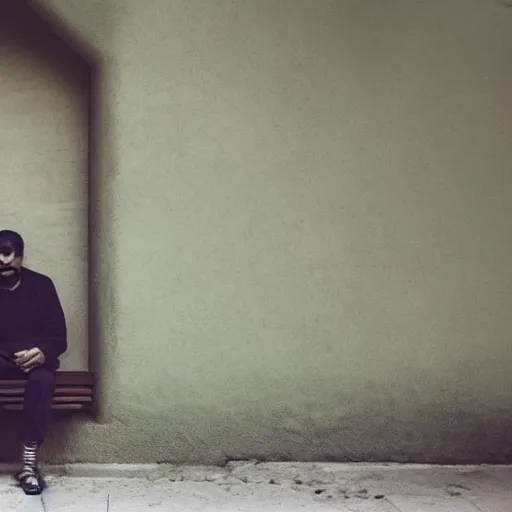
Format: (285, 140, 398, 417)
(16, 469, 45, 495)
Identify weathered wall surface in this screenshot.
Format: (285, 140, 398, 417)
(3, 0, 512, 464)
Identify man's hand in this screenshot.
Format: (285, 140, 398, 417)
(13, 348, 46, 373)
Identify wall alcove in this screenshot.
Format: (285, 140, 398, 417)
(0, 0, 91, 371)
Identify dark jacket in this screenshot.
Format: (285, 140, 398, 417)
(0, 267, 67, 369)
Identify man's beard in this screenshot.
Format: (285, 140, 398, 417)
(0, 267, 21, 289)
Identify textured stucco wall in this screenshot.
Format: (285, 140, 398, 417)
(3, 0, 512, 464)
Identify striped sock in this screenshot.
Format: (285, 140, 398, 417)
(19, 442, 39, 487)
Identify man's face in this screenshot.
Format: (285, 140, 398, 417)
(0, 244, 23, 277)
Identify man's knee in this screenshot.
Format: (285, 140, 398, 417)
(27, 368, 56, 390)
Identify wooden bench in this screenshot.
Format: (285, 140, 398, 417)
(0, 371, 94, 411)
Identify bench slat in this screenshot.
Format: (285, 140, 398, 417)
(0, 388, 25, 395)
(54, 387, 93, 395)
(3, 403, 90, 411)
(0, 372, 94, 387)
(0, 396, 92, 404)
(0, 387, 93, 396)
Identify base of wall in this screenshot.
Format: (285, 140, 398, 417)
(0, 462, 509, 481)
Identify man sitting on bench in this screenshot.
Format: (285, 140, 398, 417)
(0, 230, 67, 495)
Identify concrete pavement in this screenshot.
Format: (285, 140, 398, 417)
(1, 462, 511, 511)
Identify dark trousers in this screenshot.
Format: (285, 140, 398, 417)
(0, 355, 55, 446)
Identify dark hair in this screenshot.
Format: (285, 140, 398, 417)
(0, 230, 24, 257)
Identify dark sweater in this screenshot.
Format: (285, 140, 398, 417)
(0, 267, 67, 368)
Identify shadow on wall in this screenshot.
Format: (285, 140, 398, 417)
(21, 1, 105, 386)
(0, 0, 90, 90)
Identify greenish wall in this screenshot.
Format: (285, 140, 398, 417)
(3, 0, 512, 464)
